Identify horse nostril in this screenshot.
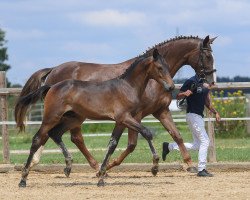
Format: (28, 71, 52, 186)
(170, 85, 175, 91)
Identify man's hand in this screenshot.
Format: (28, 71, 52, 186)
(215, 112, 221, 123)
(184, 90, 193, 97)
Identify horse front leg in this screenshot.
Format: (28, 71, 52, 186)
(122, 115, 159, 176)
(70, 126, 99, 171)
(97, 123, 125, 187)
(153, 108, 196, 171)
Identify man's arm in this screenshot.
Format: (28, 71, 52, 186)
(205, 91, 221, 122)
(176, 90, 193, 100)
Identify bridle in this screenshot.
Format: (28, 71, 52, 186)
(196, 41, 216, 82)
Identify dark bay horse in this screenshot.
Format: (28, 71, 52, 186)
(15, 35, 217, 176)
(18, 49, 175, 187)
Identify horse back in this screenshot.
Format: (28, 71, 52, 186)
(45, 59, 134, 85)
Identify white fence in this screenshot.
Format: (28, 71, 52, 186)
(1, 70, 250, 163)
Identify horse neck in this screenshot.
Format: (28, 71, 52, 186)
(155, 39, 200, 78)
(122, 60, 150, 97)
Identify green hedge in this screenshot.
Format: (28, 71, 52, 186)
(212, 90, 247, 138)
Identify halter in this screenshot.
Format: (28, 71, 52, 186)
(196, 41, 216, 82)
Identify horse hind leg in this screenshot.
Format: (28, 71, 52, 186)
(48, 123, 73, 177)
(29, 146, 44, 168)
(19, 127, 49, 187)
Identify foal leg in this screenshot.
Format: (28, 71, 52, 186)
(70, 126, 99, 171)
(106, 130, 138, 170)
(97, 123, 125, 186)
(19, 126, 49, 187)
(122, 115, 159, 176)
(153, 108, 196, 171)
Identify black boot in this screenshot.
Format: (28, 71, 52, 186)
(197, 169, 213, 177)
(162, 142, 170, 161)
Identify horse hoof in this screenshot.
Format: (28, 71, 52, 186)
(151, 166, 159, 176)
(64, 167, 71, 177)
(96, 171, 109, 178)
(187, 167, 198, 173)
(19, 180, 26, 188)
(97, 179, 105, 187)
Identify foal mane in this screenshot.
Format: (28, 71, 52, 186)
(119, 55, 148, 79)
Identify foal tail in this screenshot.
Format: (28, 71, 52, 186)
(14, 85, 51, 132)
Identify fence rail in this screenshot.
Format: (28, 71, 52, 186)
(1, 71, 250, 164)
(1, 82, 250, 95)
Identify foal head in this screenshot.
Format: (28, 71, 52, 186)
(148, 49, 175, 91)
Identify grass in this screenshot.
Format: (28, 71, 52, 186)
(1, 122, 250, 164)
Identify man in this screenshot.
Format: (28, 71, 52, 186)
(162, 74, 221, 177)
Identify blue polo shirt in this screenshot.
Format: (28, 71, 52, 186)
(180, 75, 209, 117)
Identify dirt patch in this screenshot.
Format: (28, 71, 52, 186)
(1, 170, 249, 200)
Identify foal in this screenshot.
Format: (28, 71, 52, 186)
(18, 49, 174, 187)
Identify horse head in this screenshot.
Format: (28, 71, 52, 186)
(187, 35, 217, 85)
(149, 49, 175, 92)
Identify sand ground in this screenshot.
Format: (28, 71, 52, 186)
(0, 170, 249, 200)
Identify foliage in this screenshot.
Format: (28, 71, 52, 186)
(0, 28, 10, 72)
(211, 90, 247, 138)
(0, 28, 11, 87)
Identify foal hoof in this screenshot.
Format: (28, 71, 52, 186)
(187, 167, 198, 173)
(19, 180, 26, 188)
(64, 167, 71, 177)
(97, 179, 105, 187)
(151, 165, 159, 176)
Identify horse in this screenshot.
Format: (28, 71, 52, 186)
(15, 35, 217, 177)
(18, 49, 175, 187)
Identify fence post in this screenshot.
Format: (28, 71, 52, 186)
(246, 94, 250, 135)
(0, 71, 10, 163)
(207, 111, 217, 162)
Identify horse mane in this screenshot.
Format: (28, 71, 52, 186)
(119, 35, 202, 79)
(139, 35, 202, 57)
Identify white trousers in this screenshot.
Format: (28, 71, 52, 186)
(169, 113, 210, 171)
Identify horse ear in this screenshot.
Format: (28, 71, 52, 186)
(203, 35, 210, 47)
(153, 49, 159, 60)
(209, 36, 218, 44)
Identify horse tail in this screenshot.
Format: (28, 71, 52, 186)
(19, 67, 53, 97)
(14, 85, 51, 132)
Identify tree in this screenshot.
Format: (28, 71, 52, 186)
(0, 29, 10, 71)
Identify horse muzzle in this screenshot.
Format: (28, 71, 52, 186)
(161, 80, 175, 92)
